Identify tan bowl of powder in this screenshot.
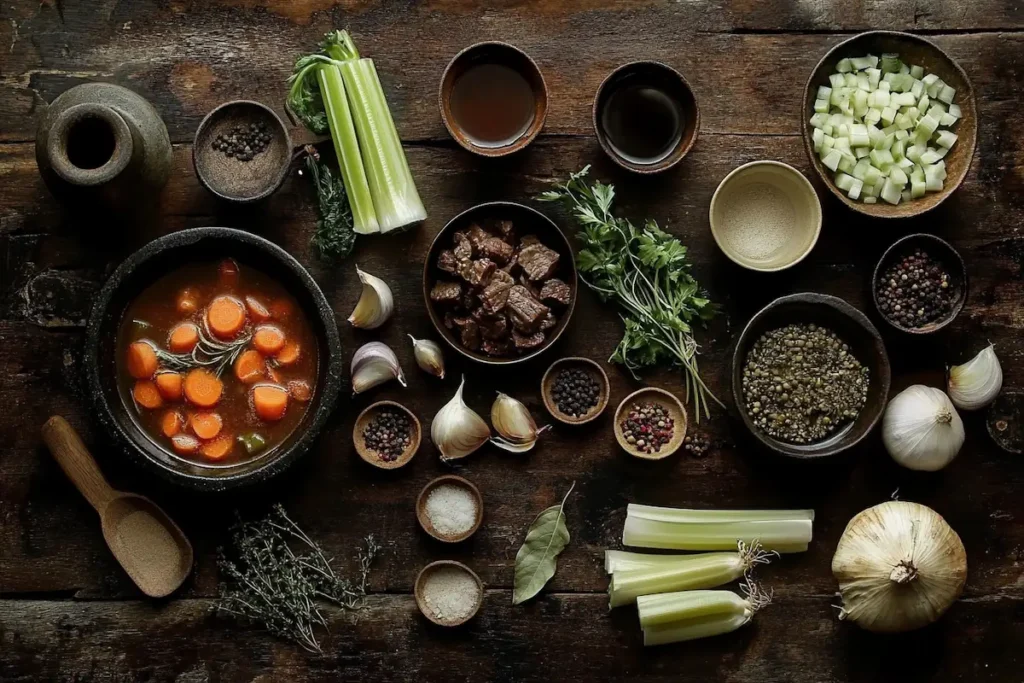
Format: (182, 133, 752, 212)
(710, 160, 822, 272)
(415, 560, 484, 627)
(416, 475, 484, 543)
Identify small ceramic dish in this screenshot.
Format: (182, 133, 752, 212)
(193, 100, 292, 204)
(414, 560, 484, 627)
(415, 475, 484, 543)
(439, 42, 548, 157)
(802, 31, 977, 218)
(541, 357, 610, 425)
(871, 233, 967, 334)
(353, 401, 421, 470)
(710, 160, 822, 272)
(613, 387, 688, 460)
(987, 390, 1024, 455)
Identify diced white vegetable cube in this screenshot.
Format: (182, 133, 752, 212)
(901, 189, 912, 202)
(856, 73, 870, 92)
(917, 94, 930, 111)
(812, 128, 825, 152)
(853, 89, 869, 115)
(865, 108, 882, 125)
(881, 178, 903, 204)
(851, 55, 878, 70)
(817, 85, 833, 101)
(948, 103, 962, 118)
(911, 179, 926, 198)
(889, 166, 909, 186)
(852, 159, 871, 179)
(906, 143, 926, 162)
(910, 65, 924, 79)
(830, 73, 846, 88)
(916, 114, 940, 138)
(911, 80, 924, 98)
(881, 107, 897, 126)
(878, 80, 891, 92)
(893, 92, 917, 107)
(936, 130, 958, 149)
(926, 78, 944, 98)
(855, 146, 870, 159)
(870, 148, 894, 170)
(838, 156, 855, 173)
(822, 149, 842, 171)
(922, 73, 940, 86)
(835, 173, 856, 191)
(864, 166, 882, 186)
(927, 103, 947, 119)
(893, 138, 906, 159)
(814, 99, 829, 113)
(810, 113, 828, 128)
(938, 84, 956, 104)
(919, 149, 941, 164)
(867, 68, 881, 87)
(837, 58, 853, 73)
(939, 112, 957, 127)
(845, 73, 859, 87)
(924, 164, 944, 191)
(848, 178, 864, 200)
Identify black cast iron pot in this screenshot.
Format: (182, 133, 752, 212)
(85, 227, 343, 491)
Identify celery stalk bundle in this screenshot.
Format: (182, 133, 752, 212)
(622, 504, 814, 553)
(637, 582, 772, 646)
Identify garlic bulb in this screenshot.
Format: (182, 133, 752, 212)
(351, 342, 406, 394)
(882, 385, 964, 471)
(347, 267, 393, 329)
(431, 376, 490, 460)
(832, 501, 967, 633)
(408, 335, 445, 379)
(948, 344, 1002, 411)
(490, 392, 550, 453)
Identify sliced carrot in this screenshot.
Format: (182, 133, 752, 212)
(133, 380, 163, 409)
(234, 349, 266, 384)
(253, 384, 289, 421)
(275, 340, 301, 366)
(253, 325, 286, 355)
(206, 296, 246, 339)
(269, 298, 293, 321)
(171, 433, 200, 454)
(176, 288, 200, 316)
(161, 411, 183, 438)
(155, 371, 183, 401)
(218, 259, 240, 287)
(245, 296, 271, 323)
(288, 379, 312, 402)
(126, 341, 158, 379)
(168, 322, 200, 353)
(190, 412, 223, 440)
(183, 368, 223, 408)
(200, 434, 234, 460)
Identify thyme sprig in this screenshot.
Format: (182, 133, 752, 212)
(302, 145, 356, 263)
(215, 504, 380, 654)
(151, 316, 252, 378)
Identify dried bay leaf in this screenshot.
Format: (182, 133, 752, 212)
(512, 482, 575, 605)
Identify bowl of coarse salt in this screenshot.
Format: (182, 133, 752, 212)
(415, 560, 484, 627)
(416, 475, 484, 543)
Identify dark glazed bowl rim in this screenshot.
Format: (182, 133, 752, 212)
(730, 292, 892, 459)
(871, 233, 967, 334)
(422, 201, 577, 365)
(85, 227, 344, 491)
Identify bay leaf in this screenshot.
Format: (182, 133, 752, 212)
(512, 483, 575, 605)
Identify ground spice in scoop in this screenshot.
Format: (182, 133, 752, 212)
(363, 407, 412, 462)
(619, 402, 675, 454)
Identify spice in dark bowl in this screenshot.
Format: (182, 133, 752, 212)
(872, 233, 966, 334)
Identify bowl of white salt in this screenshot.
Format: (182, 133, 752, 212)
(416, 475, 484, 543)
(415, 560, 484, 627)
(709, 160, 821, 272)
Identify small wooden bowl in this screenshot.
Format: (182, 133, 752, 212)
(871, 233, 967, 334)
(987, 390, 1024, 455)
(353, 401, 421, 470)
(541, 357, 610, 425)
(415, 475, 484, 542)
(613, 387, 688, 460)
(414, 560, 484, 627)
(802, 31, 977, 218)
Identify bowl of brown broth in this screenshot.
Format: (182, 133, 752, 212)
(593, 61, 699, 174)
(440, 42, 548, 157)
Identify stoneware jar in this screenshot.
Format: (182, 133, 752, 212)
(35, 83, 172, 208)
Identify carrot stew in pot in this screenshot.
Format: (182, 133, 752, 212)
(116, 259, 318, 466)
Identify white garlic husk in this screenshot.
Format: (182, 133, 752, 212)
(832, 500, 967, 633)
(948, 344, 1002, 411)
(351, 342, 406, 394)
(882, 385, 964, 472)
(490, 392, 550, 453)
(431, 376, 490, 460)
(409, 335, 445, 379)
(347, 267, 393, 329)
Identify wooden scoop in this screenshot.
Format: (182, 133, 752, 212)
(41, 416, 193, 598)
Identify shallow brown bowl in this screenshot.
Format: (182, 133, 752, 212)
(415, 474, 484, 543)
(439, 42, 548, 157)
(871, 233, 967, 334)
(613, 387, 688, 460)
(541, 357, 610, 425)
(423, 201, 577, 365)
(731, 293, 891, 459)
(414, 560, 484, 627)
(987, 389, 1024, 455)
(803, 31, 977, 218)
(193, 100, 292, 204)
(353, 401, 421, 470)
(593, 61, 700, 174)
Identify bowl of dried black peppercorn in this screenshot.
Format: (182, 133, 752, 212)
(872, 233, 967, 335)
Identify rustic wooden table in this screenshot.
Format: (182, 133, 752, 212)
(2, 2, 1023, 681)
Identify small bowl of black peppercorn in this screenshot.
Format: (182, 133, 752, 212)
(541, 357, 610, 425)
(872, 233, 967, 335)
(353, 401, 422, 470)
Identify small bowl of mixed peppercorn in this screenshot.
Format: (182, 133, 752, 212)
(614, 387, 688, 460)
(872, 233, 967, 334)
(541, 357, 610, 425)
(353, 401, 421, 469)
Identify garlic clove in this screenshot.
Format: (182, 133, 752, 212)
(348, 267, 393, 330)
(490, 392, 550, 452)
(351, 341, 406, 394)
(409, 335, 445, 379)
(882, 385, 964, 472)
(431, 376, 490, 460)
(948, 344, 1002, 411)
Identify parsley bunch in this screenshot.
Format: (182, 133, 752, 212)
(539, 166, 721, 420)
(303, 146, 355, 263)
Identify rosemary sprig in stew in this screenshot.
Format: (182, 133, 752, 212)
(151, 316, 252, 378)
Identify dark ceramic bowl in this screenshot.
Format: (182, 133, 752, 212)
(85, 228, 343, 491)
(803, 31, 977, 218)
(731, 293, 891, 459)
(423, 202, 576, 365)
(871, 233, 966, 334)
(593, 61, 700, 174)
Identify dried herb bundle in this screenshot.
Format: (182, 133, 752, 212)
(216, 504, 380, 653)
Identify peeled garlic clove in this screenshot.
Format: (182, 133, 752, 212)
(882, 385, 964, 472)
(409, 335, 445, 379)
(431, 376, 490, 460)
(948, 344, 1002, 411)
(490, 392, 550, 452)
(347, 267, 393, 330)
(351, 341, 406, 394)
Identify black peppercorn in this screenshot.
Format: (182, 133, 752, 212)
(551, 367, 601, 417)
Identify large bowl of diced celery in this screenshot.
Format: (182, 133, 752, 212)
(803, 31, 977, 218)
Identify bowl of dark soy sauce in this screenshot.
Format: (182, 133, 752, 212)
(593, 61, 699, 174)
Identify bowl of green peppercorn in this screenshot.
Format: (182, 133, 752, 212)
(731, 293, 891, 459)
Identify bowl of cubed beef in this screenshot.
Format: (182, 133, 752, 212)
(423, 202, 577, 364)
